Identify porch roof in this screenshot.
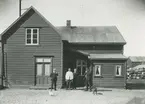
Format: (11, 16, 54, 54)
(69, 49, 89, 56)
(89, 54, 127, 60)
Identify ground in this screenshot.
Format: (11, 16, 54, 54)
(0, 88, 145, 104)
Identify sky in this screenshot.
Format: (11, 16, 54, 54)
(0, 0, 145, 56)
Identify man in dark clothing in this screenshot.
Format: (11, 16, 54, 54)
(84, 68, 92, 91)
(73, 68, 78, 89)
(50, 68, 58, 91)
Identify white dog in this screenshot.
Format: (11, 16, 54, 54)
(48, 90, 55, 96)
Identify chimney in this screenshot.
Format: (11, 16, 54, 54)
(66, 20, 71, 27)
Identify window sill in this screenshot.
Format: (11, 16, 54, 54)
(114, 76, 124, 78)
(25, 44, 40, 47)
(94, 76, 103, 78)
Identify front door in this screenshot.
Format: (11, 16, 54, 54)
(35, 57, 52, 86)
(76, 60, 87, 87)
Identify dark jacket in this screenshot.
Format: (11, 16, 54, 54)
(50, 72, 58, 81)
(85, 71, 91, 81)
(73, 72, 78, 80)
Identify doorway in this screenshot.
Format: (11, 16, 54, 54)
(76, 59, 87, 87)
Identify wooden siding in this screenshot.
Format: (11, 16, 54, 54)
(0, 42, 4, 87)
(70, 44, 123, 54)
(4, 12, 62, 88)
(92, 60, 126, 88)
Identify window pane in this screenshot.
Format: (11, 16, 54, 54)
(77, 60, 81, 65)
(82, 60, 87, 65)
(33, 39, 37, 44)
(77, 66, 81, 75)
(95, 65, 101, 76)
(27, 34, 31, 38)
(45, 64, 51, 76)
(82, 66, 86, 75)
(37, 64, 43, 76)
(33, 29, 37, 33)
(33, 34, 37, 38)
(27, 29, 31, 33)
(44, 58, 51, 62)
(96, 66, 99, 74)
(36, 58, 43, 62)
(116, 66, 121, 76)
(27, 39, 31, 44)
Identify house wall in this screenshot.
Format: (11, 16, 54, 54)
(127, 58, 132, 68)
(4, 12, 62, 88)
(92, 60, 126, 88)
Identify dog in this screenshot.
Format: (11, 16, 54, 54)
(48, 90, 55, 96)
(91, 86, 97, 95)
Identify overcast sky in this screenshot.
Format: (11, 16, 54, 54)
(0, 0, 145, 56)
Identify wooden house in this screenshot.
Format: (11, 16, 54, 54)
(0, 6, 127, 89)
(127, 56, 145, 68)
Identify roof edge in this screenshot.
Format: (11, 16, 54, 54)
(90, 58, 128, 60)
(69, 42, 126, 45)
(1, 6, 33, 36)
(1, 6, 62, 41)
(115, 26, 127, 44)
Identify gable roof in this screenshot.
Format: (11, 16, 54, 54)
(1, 6, 61, 42)
(56, 26, 126, 44)
(129, 56, 145, 62)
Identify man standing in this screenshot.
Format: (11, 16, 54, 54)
(65, 68, 74, 90)
(73, 68, 78, 89)
(84, 68, 92, 91)
(50, 68, 58, 91)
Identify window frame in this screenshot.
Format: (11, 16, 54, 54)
(115, 65, 122, 76)
(25, 28, 39, 45)
(76, 59, 87, 76)
(94, 65, 101, 76)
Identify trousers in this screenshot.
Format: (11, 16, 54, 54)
(51, 80, 57, 90)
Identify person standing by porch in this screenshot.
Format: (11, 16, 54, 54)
(65, 68, 74, 90)
(84, 68, 92, 91)
(73, 68, 78, 89)
(50, 68, 58, 91)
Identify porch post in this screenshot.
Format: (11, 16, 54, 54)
(0, 41, 3, 89)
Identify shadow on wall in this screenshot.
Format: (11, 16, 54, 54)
(126, 97, 145, 104)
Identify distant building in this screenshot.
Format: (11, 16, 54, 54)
(127, 56, 145, 68)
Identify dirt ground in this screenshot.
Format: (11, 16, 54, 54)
(0, 88, 145, 104)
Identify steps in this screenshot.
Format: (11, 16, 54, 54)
(29, 86, 50, 90)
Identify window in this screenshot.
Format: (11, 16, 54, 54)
(37, 64, 43, 76)
(26, 28, 39, 45)
(115, 65, 122, 76)
(76, 60, 87, 75)
(94, 65, 101, 76)
(36, 58, 51, 63)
